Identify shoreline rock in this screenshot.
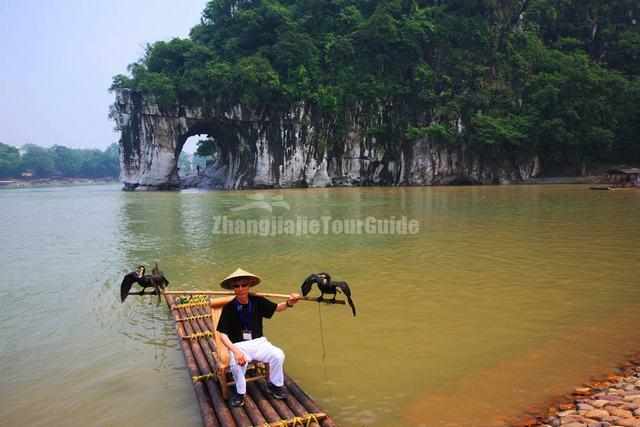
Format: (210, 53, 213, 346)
(0, 178, 119, 188)
(512, 353, 640, 427)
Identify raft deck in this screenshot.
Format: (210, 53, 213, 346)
(165, 293, 338, 427)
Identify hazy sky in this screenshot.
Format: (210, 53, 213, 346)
(0, 0, 208, 150)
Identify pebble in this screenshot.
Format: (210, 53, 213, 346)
(617, 418, 640, 427)
(584, 410, 610, 420)
(596, 395, 624, 401)
(593, 400, 610, 408)
(518, 356, 640, 427)
(605, 406, 633, 418)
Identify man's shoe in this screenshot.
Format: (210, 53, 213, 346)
(267, 383, 288, 399)
(230, 393, 245, 407)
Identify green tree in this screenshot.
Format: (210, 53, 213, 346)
(0, 143, 21, 178)
(21, 144, 55, 178)
(195, 138, 218, 158)
(51, 145, 82, 177)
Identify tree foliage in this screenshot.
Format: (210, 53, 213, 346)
(0, 143, 120, 179)
(111, 0, 640, 173)
(0, 143, 21, 178)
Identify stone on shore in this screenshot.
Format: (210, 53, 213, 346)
(604, 405, 633, 418)
(584, 409, 610, 420)
(515, 354, 640, 427)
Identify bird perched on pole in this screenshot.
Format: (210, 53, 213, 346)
(300, 272, 356, 316)
(120, 262, 170, 304)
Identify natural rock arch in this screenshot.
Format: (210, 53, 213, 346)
(110, 88, 540, 191)
(111, 89, 333, 190)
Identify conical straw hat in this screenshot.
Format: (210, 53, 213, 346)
(220, 268, 262, 289)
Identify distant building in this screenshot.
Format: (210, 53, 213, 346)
(606, 168, 640, 187)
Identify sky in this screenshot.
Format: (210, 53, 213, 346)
(0, 0, 208, 150)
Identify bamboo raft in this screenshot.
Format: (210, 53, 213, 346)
(163, 292, 339, 427)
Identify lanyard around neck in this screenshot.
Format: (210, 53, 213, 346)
(233, 299, 252, 330)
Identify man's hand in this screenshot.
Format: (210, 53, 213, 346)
(233, 350, 247, 366)
(288, 293, 301, 306)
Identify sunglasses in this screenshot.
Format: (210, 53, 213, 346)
(233, 283, 250, 288)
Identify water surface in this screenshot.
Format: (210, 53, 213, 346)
(1, 184, 639, 426)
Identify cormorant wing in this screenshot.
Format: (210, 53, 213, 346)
(336, 281, 356, 317)
(152, 262, 160, 276)
(335, 280, 351, 297)
(301, 274, 319, 296)
(120, 271, 139, 302)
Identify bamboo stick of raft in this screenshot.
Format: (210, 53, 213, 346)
(284, 375, 338, 427)
(176, 299, 240, 427)
(164, 294, 220, 427)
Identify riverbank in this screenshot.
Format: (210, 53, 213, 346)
(514, 351, 640, 427)
(0, 177, 118, 187)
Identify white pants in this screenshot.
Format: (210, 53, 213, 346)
(228, 337, 285, 394)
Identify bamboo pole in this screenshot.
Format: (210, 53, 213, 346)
(175, 298, 239, 427)
(129, 290, 346, 305)
(246, 382, 281, 423)
(279, 389, 322, 427)
(239, 392, 269, 426)
(264, 386, 297, 422)
(183, 306, 220, 384)
(284, 375, 338, 427)
(164, 294, 220, 427)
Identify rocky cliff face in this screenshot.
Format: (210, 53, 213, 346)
(111, 88, 540, 190)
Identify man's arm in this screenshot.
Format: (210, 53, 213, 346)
(219, 332, 247, 366)
(275, 292, 300, 312)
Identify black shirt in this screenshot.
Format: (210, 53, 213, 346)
(216, 295, 277, 343)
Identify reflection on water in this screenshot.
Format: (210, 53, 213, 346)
(0, 184, 639, 426)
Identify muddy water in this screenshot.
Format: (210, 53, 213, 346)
(1, 184, 639, 426)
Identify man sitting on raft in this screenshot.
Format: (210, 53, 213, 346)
(216, 268, 300, 407)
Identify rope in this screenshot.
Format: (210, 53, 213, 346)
(175, 294, 209, 304)
(192, 372, 216, 383)
(318, 303, 331, 396)
(172, 301, 211, 310)
(184, 331, 214, 341)
(255, 414, 321, 427)
(305, 414, 319, 427)
(149, 294, 158, 360)
(177, 314, 212, 322)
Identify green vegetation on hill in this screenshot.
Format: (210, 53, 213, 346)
(111, 0, 640, 174)
(0, 142, 120, 179)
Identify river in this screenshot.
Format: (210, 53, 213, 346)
(1, 184, 639, 426)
